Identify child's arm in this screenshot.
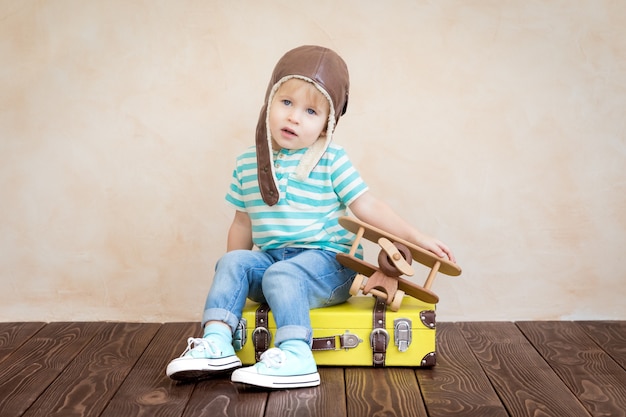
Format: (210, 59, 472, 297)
(349, 191, 456, 263)
(227, 210, 254, 251)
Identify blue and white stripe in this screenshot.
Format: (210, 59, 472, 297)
(226, 143, 368, 254)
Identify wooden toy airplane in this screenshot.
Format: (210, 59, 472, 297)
(336, 216, 462, 311)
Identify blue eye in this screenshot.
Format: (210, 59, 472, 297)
(307, 108, 317, 115)
(282, 99, 292, 106)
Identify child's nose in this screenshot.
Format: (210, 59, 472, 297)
(287, 109, 301, 123)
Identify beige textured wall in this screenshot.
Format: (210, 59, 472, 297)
(1, 0, 624, 322)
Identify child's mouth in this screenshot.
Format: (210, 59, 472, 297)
(282, 127, 296, 137)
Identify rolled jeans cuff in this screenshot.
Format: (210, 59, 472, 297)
(202, 307, 240, 334)
(275, 325, 313, 348)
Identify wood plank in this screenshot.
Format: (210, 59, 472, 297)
(0, 322, 46, 364)
(183, 376, 267, 417)
(416, 323, 509, 417)
(458, 322, 592, 417)
(264, 367, 347, 417)
(21, 322, 162, 417)
(183, 367, 346, 417)
(0, 322, 104, 417)
(99, 322, 198, 417)
(1, 320, 623, 417)
(345, 367, 427, 417)
(577, 321, 626, 369)
(517, 321, 626, 417)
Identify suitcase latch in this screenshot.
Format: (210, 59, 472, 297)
(394, 318, 412, 352)
(341, 331, 363, 350)
(233, 318, 247, 351)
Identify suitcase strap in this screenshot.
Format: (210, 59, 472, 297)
(252, 303, 272, 362)
(252, 303, 363, 360)
(371, 297, 389, 367)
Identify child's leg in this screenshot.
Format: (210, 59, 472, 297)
(166, 249, 274, 381)
(201, 249, 275, 331)
(231, 249, 355, 388)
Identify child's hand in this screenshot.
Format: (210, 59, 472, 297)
(413, 232, 456, 264)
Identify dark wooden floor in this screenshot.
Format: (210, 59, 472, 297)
(0, 320, 625, 417)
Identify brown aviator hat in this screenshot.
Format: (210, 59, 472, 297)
(255, 45, 350, 206)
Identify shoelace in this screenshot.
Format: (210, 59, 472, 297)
(181, 337, 220, 357)
(259, 348, 286, 369)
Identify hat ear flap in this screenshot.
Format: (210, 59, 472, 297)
(255, 104, 279, 206)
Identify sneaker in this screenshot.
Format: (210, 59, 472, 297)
(166, 336, 242, 381)
(231, 340, 320, 389)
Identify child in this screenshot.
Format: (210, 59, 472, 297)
(166, 45, 456, 389)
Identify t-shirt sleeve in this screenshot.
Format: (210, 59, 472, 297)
(225, 168, 246, 210)
(331, 147, 368, 206)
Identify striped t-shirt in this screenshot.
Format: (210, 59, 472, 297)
(225, 143, 368, 254)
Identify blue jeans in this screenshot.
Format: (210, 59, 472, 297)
(202, 248, 356, 348)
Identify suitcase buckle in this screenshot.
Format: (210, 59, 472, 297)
(370, 328, 389, 350)
(394, 318, 412, 352)
(252, 326, 272, 348)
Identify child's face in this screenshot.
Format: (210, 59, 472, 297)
(268, 78, 330, 151)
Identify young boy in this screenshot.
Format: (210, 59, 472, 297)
(166, 45, 456, 389)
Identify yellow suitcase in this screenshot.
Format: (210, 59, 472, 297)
(233, 296, 437, 367)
